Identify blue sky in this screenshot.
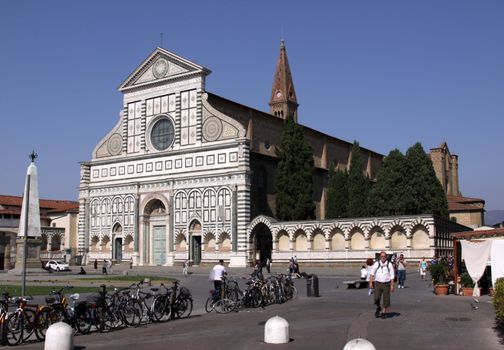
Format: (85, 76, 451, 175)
(1, 1, 503, 211)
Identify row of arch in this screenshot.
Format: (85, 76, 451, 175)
(89, 234, 134, 252)
(175, 231, 232, 252)
(248, 216, 434, 254)
(40, 233, 62, 252)
(272, 228, 429, 251)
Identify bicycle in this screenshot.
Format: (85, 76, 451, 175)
(41, 286, 92, 336)
(4, 296, 45, 345)
(205, 276, 240, 313)
(151, 281, 193, 321)
(125, 281, 159, 325)
(87, 285, 133, 333)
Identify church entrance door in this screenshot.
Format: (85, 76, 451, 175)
(251, 223, 272, 266)
(114, 238, 123, 263)
(153, 226, 166, 266)
(191, 236, 201, 265)
(189, 220, 202, 265)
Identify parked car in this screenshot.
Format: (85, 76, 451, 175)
(45, 260, 70, 271)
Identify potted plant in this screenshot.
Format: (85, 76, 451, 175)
(429, 258, 450, 295)
(460, 272, 475, 296)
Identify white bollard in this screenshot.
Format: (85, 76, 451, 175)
(264, 315, 289, 344)
(343, 338, 376, 350)
(44, 322, 73, 350)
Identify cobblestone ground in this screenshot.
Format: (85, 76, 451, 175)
(3, 264, 503, 350)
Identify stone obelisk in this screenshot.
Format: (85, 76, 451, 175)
(11, 152, 43, 290)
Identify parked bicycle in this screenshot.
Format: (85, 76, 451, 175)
(4, 296, 45, 345)
(41, 286, 92, 336)
(151, 281, 193, 321)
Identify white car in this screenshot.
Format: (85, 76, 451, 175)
(45, 260, 70, 271)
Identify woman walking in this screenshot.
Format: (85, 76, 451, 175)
(396, 254, 407, 288)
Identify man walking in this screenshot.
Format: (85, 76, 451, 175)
(369, 251, 395, 318)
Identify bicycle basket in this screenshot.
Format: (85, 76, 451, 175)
(179, 287, 192, 298)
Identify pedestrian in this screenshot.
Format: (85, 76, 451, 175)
(130, 257, 133, 269)
(396, 254, 407, 288)
(369, 251, 395, 319)
(183, 259, 190, 277)
(289, 257, 295, 274)
(252, 260, 264, 280)
(108, 259, 113, 274)
(266, 257, 271, 274)
(102, 260, 107, 275)
(94, 259, 98, 271)
(418, 257, 428, 281)
(366, 257, 374, 295)
(360, 265, 368, 280)
(209, 259, 227, 298)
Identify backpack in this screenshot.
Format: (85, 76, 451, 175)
(374, 261, 391, 276)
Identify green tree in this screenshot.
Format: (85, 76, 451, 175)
(347, 141, 370, 218)
(368, 149, 411, 216)
(405, 142, 449, 218)
(274, 115, 316, 221)
(325, 164, 348, 219)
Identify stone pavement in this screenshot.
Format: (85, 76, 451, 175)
(3, 265, 503, 350)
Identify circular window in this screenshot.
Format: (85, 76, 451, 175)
(150, 117, 175, 151)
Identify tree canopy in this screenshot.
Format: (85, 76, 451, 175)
(274, 115, 316, 221)
(325, 164, 348, 219)
(346, 141, 370, 218)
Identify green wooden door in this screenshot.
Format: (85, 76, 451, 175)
(153, 226, 166, 265)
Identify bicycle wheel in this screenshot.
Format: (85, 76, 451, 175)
(22, 308, 36, 342)
(214, 299, 234, 314)
(34, 308, 53, 340)
(227, 289, 239, 302)
(175, 297, 193, 318)
(205, 296, 216, 313)
(287, 286, 298, 299)
(75, 303, 92, 334)
(97, 306, 110, 333)
(5, 312, 23, 346)
(123, 299, 142, 327)
(152, 295, 170, 322)
(123, 299, 143, 327)
(250, 288, 263, 308)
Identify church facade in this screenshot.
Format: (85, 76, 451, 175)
(78, 43, 468, 267)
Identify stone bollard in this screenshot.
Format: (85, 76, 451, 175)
(264, 315, 289, 344)
(44, 322, 73, 350)
(343, 338, 376, 350)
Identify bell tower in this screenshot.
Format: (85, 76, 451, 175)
(269, 40, 298, 122)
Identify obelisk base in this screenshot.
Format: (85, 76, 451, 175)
(9, 237, 46, 274)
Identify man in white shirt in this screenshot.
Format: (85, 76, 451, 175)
(210, 259, 227, 297)
(369, 251, 395, 318)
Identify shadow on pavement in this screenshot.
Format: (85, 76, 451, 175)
(493, 322, 504, 345)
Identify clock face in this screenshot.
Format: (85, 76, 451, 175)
(153, 58, 168, 79)
(276, 90, 282, 98)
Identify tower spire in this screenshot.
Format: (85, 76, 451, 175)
(269, 40, 298, 122)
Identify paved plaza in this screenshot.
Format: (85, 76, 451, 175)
(3, 264, 503, 350)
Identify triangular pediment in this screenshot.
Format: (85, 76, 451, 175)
(118, 47, 211, 92)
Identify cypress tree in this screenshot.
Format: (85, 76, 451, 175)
(405, 143, 449, 218)
(347, 141, 370, 218)
(368, 149, 410, 216)
(274, 115, 316, 221)
(325, 164, 348, 219)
